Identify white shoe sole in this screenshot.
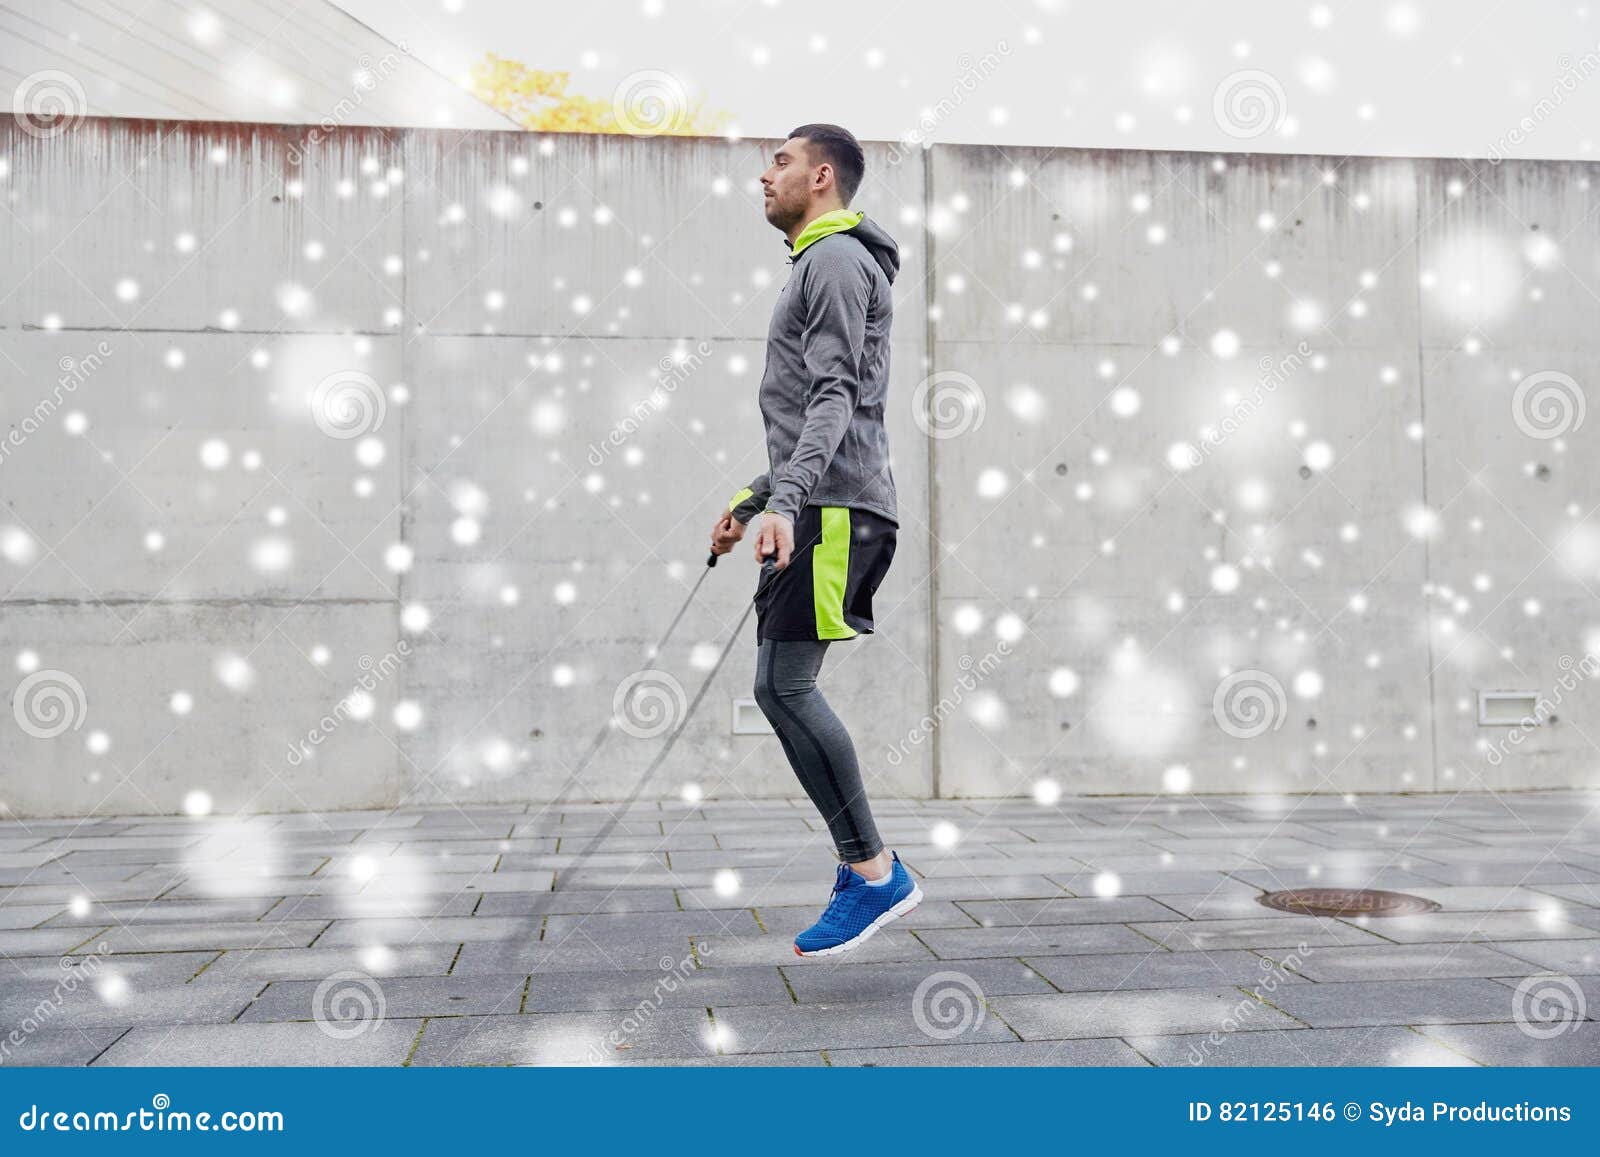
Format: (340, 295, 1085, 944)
(793, 884, 924, 958)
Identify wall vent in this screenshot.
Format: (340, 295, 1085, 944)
(731, 698, 774, 735)
(1477, 691, 1541, 726)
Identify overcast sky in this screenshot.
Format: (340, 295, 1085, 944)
(335, 0, 1600, 161)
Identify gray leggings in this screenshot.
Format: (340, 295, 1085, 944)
(753, 638, 884, 863)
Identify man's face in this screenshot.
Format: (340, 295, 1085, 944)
(761, 137, 819, 233)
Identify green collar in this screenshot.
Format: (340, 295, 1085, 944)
(790, 208, 864, 257)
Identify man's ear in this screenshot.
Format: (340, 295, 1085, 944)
(813, 162, 834, 196)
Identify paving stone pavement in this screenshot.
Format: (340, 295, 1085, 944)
(0, 793, 1597, 1067)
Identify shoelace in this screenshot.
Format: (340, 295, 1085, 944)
(818, 864, 856, 924)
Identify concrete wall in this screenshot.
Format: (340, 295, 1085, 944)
(1, 118, 1595, 817)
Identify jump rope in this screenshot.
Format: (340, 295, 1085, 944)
(548, 532, 806, 892)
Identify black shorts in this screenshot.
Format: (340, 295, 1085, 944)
(754, 504, 898, 643)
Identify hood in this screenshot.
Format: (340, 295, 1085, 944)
(789, 209, 901, 285)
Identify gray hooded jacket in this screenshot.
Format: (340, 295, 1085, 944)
(727, 211, 900, 528)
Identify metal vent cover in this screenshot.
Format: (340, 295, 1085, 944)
(1257, 888, 1440, 918)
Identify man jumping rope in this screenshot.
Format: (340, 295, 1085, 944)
(709, 123, 922, 957)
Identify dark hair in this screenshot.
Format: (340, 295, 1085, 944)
(787, 123, 865, 205)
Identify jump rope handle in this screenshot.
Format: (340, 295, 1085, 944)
(707, 546, 781, 568)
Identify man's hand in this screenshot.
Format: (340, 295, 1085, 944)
(710, 511, 745, 556)
(753, 511, 795, 568)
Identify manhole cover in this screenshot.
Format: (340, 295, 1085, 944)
(1257, 888, 1440, 917)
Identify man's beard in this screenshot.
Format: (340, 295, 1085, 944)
(766, 195, 805, 233)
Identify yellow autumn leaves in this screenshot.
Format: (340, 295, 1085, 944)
(468, 54, 730, 136)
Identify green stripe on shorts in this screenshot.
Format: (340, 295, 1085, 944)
(814, 506, 858, 640)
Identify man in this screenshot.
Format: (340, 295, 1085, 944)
(709, 124, 921, 958)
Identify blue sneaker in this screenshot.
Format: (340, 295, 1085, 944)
(793, 851, 923, 958)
